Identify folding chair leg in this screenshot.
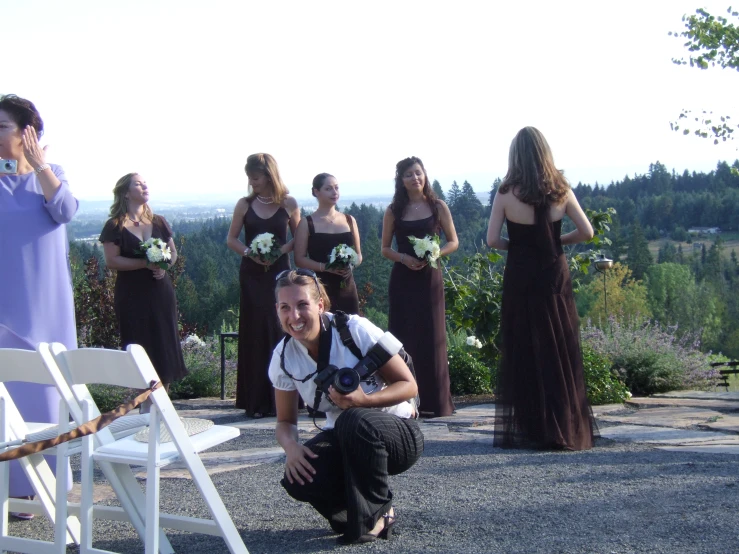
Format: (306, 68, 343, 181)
(0, 400, 8, 554)
(185, 457, 248, 554)
(145, 407, 161, 554)
(100, 462, 174, 554)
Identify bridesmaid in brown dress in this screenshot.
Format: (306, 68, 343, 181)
(227, 153, 300, 418)
(294, 173, 362, 314)
(487, 127, 597, 450)
(100, 173, 187, 389)
(382, 157, 459, 417)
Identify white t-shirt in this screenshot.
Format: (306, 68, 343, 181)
(268, 313, 414, 430)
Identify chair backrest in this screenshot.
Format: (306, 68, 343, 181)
(0, 347, 67, 388)
(46, 343, 161, 447)
(49, 343, 158, 390)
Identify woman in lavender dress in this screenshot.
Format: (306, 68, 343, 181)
(0, 94, 77, 517)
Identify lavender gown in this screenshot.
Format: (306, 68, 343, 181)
(0, 164, 77, 497)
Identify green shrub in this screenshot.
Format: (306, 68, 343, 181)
(582, 318, 719, 396)
(581, 344, 630, 405)
(88, 384, 138, 413)
(363, 307, 388, 331)
(169, 335, 235, 400)
(444, 252, 504, 373)
(448, 345, 493, 395)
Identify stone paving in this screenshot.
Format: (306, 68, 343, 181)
(156, 390, 739, 482)
(10, 391, 739, 553)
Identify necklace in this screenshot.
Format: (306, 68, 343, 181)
(128, 214, 143, 227)
(256, 195, 274, 205)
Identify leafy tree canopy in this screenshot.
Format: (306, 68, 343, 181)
(670, 7, 739, 143)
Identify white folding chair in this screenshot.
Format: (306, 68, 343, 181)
(0, 347, 82, 554)
(47, 343, 248, 554)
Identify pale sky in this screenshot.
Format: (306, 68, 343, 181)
(5, 0, 739, 201)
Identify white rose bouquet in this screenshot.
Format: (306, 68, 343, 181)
(249, 232, 283, 270)
(407, 234, 442, 268)
(138, 237, 172, 270)
(324, 243, 359, 288)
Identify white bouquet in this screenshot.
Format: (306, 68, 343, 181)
(325, 243, 359, 288)
(249, 232, 282, 270)
(407, 234, 442, 268)
(325, 244, 359, 270)
(138, 237, 171, 270)
(466, 335, 483, 349)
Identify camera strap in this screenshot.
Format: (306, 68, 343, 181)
(279, 313, 335, 383)
(311, 313, 335, 417)
(332, 311, 363, 359)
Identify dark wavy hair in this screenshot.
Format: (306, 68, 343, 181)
(498, 127, 570, 206)
(0, 94, 44, 137)
(389, 156, 439, 222)
(311, 173, 335, 197)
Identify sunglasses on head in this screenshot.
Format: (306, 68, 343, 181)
(275, 268, 321, 295)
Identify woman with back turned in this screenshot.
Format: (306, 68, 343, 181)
(487, 126, 597, 450)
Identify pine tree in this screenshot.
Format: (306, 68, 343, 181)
(456, 181, 483, 220)
(447, 180, 461, 208)
(657, 241, 677, 264)
(488, 178, 501, 210)
(432, 180, 445, 201)
(626, 222, 653, 280)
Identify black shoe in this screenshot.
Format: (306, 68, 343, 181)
(336, 512, 395, 545)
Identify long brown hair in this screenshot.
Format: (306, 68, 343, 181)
(245, 153, 289, 205)
(389, 156, 439, 222)
(499, 127, 570, 206)
(108, 173, 154, 227)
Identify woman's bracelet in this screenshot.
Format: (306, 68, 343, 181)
(34, 163, 50, 174)
(400, 254, 406, 265)
(243, 247, 250, 257)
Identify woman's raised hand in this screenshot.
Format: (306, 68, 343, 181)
(283, 442, 318, 485)
(21, 126, 47, 170)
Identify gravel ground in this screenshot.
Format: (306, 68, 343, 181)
(7, 428, 739, 554)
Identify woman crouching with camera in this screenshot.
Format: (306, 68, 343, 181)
(269, 269, 424, 544)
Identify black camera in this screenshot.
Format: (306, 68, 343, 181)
(314, 332, 402, 396)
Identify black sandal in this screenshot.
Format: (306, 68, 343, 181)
(337, 512, 396, 545)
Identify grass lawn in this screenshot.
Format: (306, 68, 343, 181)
(648, 231, 739, 260)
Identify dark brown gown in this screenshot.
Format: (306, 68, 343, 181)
(494, 203, 597, 450)
(99, 216, 187, 384)
(237, 204, 290, 416)
(306, 214, 359, 315)
(388, 216, 454, 417)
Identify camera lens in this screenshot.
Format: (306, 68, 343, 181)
(3, 162, 10, 171)
(333, 369, 360, 394)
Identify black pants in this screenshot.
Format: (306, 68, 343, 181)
(281, 408, 424, 541)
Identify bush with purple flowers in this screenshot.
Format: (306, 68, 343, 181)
(582, 317, 719, 396)
(170, 335, 237, 399)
